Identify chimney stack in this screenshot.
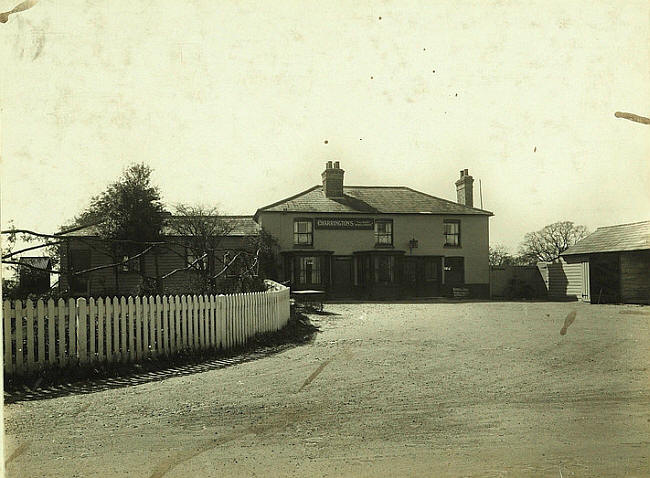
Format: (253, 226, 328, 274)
(455, 169, 474, 207)
(322, 161, 345, 198)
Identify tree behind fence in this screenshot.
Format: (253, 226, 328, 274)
(3, 285, 291, 376)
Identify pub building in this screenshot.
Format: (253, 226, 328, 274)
(254, 162, 493, 299)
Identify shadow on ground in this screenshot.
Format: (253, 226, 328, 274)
(4, 315, 319, 404)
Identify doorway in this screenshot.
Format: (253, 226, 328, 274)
(589, 253, 620, 303)
(331, 256, 354, 297)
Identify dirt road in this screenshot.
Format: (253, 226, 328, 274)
(4, 301, 650, 477)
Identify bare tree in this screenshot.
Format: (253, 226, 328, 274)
(166, 204, 235, 294)
(518, 221, 589, 263)
(489, 244, 515, 267)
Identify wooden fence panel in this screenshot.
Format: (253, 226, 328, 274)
(3, 283, 290, 376)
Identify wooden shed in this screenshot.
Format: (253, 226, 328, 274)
(559, 220, 650, 304)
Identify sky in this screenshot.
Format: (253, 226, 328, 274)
(1, 0, 649, 255)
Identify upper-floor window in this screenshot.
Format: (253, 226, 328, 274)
(375, 219, 393, 246)
(444, 219, 461, 247)
(294, 219, 313, 246)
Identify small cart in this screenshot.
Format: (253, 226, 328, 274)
(291, 289, 326, 312)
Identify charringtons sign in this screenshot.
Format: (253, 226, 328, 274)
(314, 218, 374, 229)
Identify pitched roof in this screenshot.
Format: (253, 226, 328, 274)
(163, 216, 261, 236)
(18, 256, 52, 269)
(562, 220, 650, 255)
(254, 185, 493, 217)
(60, 216, 260, 238)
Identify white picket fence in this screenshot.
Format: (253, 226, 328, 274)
(2, 285, 291, 376)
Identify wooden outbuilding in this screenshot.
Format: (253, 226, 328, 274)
(558, 220, 650, 304)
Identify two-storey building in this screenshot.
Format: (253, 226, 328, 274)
(254, 162, 493, 299)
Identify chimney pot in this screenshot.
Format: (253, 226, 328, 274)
(455, 168, 474, 207)
(322, 162, 345, 197)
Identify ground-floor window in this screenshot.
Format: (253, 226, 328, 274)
(295, 256, 322, 286)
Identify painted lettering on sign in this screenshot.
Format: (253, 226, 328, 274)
(315, 218, 374, 229)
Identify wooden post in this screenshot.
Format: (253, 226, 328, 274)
(155, 295, 163, 356)
(142, 295, 150, 356)
(47, 299, 56, 365)
(181, 295, 188, 349)
(209, 295, 216, 348)
(4, 301, 13, 375)
(97, 298, 105, 360)
(127, 296, 135, 362)
(57, 298, 66, 365)
(77, 298, 87, 364)
(105, 298, 113, 362)
(25, 300, 35, 372)
(119, 297, 127, 362)
(174, 295, 181, 352)
(162, 296, 169, 355)
(199, 295, 207, 350)
(88, 298, 96, 362)
(111, 297, 120, 362)
(37, 300, 46, 369)
(67, 298, 77, 362)
(15, 300, 24, 373)
(191, 295, 198, 349)
(148, 296, 156, 356)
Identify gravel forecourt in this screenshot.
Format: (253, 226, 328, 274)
(4, 301, 650, 477)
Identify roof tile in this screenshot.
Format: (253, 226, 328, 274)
(562, 220, 650, 255)
(256, 186, 493, 216)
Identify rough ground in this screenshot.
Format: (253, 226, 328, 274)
(4, 301, 650, 477)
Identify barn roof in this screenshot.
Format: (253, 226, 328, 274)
(562, 220, 650, 255)
(254, 185, 493, 218)
(60, 216, 260, 238)
(18, 256, 52, 270)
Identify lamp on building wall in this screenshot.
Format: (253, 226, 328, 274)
(408, 238, 418, 254)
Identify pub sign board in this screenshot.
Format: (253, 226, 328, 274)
(314, 217, 374, 230)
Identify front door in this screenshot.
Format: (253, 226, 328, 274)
(403, 257, 420, 297)
(331, 256, 353, 297)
